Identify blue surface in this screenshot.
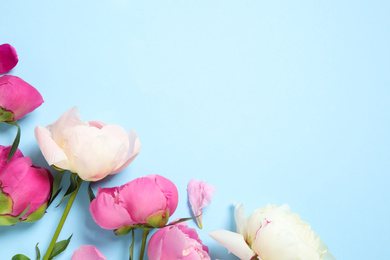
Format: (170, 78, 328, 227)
(1, 1, 389, 259)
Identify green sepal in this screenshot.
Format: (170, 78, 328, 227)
(48, 171, 66, 207)
(0, 107, 14, 122)
(114, 225, 135, 236)
(56, 173, 80, 207)
(12, 254, 31, 260)
(24, 203, 47, 223)
(0, 204, 30, 226)
(6, 121, 21, 163)
(0, 188, 13, 214)
(36, 243, 41, 260)
(146, 209, 170, 228)
(48, 234, 72, 260)
(87, 182, 96, 202)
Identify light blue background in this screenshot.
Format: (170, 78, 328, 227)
(1, 1, 389, 259)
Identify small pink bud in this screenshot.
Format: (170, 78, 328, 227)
(0, 75, 43, 121)
(0, 44, 18, 74)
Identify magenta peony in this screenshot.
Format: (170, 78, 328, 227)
(0, 75, 43, 122)
(0, 145, 52, 226)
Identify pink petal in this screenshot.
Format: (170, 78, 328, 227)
(153, 175, 179, 216)
(71, 245, 107, 260)
(0, 44, 18, 74)
(187, 179, 216, 228)
(0, 75, 43, 120)
(209, 230, 256, 260)
(89, 187, 134, 229)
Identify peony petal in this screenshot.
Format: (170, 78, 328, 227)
(153, 174, 179, 217)
(0, 44, 18, 74)
(111, 129, 141, 174)
(34, 126, 70, 170)
(187, 179, 216, 228)
(234, 202, 247, 237)
(209, 230, 256, 260)
(89, 187, 134, 229)
(71, 245, 107, 260)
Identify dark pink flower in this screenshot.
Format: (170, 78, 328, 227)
(0, 44, 18, 74)
(0, 75, 43, 121)
(0, 145, 53, 226)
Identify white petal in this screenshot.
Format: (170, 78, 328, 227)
(209, 230, 255, 260)
(234, 202, 247, 237)
(34, 126, 70, 169)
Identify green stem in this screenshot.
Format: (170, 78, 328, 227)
(139, 228, 151, 260)
(42, 177, 83, 260)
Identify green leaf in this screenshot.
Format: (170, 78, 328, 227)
(48, 171, 66, 207)
(166, 214, 202, 227)
(87, 182, 96, 202)
(56, 173, 79, 207)
(12, 254, 31, 260)
(6, 121, 21, 163)
(36, 243, 41, 260)
(48, 234, 72, 260)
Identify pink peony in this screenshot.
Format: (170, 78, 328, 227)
(0, 145, 53, 226)
(187, 179, 216, 228)
(90, 174, 179, 230)
(0, 75, 43, 121)
(35, 106, 140, 181)
(71, 245, 107, 260)
(0, 43, 18, 74)
(147, 222, 211, 260)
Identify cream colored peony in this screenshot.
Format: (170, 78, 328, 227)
(35, 106, 140, 181)
(209, 203, 335, 260)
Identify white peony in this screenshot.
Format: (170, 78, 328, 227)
(209, 203, 335, 260)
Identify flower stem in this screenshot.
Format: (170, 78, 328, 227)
(139, 227, 151, 260)
(42, 176, 83, 260)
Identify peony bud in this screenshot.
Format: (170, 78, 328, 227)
(0, 43, 18, 74)
(0, 145, 53, 226)
(209, 203, 336, 260)
(34, 106, 140, 181)
(90, 174, 178, 231)
(147, 222, 211, 260)
(71, 245, 107, 260)
(0, 75, 43, 122)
